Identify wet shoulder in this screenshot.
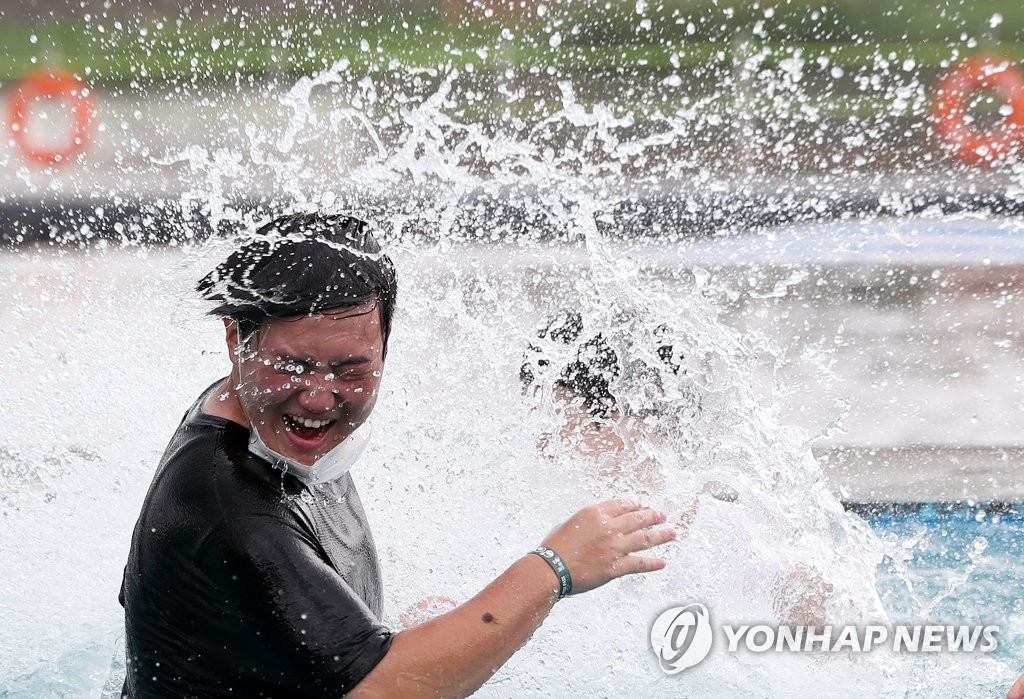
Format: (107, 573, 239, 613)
(138, 412, 309, 554)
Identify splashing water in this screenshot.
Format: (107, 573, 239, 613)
(1, 51, 1019, 696)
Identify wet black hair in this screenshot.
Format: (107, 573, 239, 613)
(520, 310, 680, 419)
(196, 213, 397, 350)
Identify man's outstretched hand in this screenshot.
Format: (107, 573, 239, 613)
(541, 498, 676, 595)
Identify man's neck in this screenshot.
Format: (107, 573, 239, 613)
(202, 377, 250, 428)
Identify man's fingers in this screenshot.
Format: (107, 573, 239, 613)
(622, 525, 677, 553)
(613, 506, 667, 533)
(618, 555, 668, 575)
(599, 498, 643, 519)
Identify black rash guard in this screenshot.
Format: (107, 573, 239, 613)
(119, 384, 393, 698)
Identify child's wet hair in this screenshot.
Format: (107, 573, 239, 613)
(521, 310, 679, 418)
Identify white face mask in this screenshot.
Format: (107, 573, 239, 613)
(248, 420, 371, 486)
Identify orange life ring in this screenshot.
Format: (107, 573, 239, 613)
(8, 69, 97, 166)
(932, 56, 1024, 165)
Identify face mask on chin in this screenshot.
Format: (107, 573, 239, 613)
(247, 420, 371, 487)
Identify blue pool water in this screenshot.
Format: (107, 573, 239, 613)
(856, 502, 1024, 660)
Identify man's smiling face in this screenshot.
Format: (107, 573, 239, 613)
(227, 299, 385, 466)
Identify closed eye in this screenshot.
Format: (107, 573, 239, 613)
(271, 357, 314, 374)
(330, 362, 374, 379)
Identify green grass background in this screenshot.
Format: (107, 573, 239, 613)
(5, 0, 1024, 85)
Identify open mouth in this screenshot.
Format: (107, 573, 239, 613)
(282, 414, 336, 445)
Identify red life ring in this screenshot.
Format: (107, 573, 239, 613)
(8, 69, 97, 166)
(932, 56, 1024, 165)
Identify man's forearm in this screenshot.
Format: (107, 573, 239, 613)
(349, 499, 674, 697)
(348, 554, 559, 698)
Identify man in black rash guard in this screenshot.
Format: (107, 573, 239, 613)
(119, 212, 677, 698)
(119, 387, 391, 697)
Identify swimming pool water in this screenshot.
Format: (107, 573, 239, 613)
(2, 237, 1022, 695)
(855, 502, 1024, 660)
(4, 504, 1021, 698)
